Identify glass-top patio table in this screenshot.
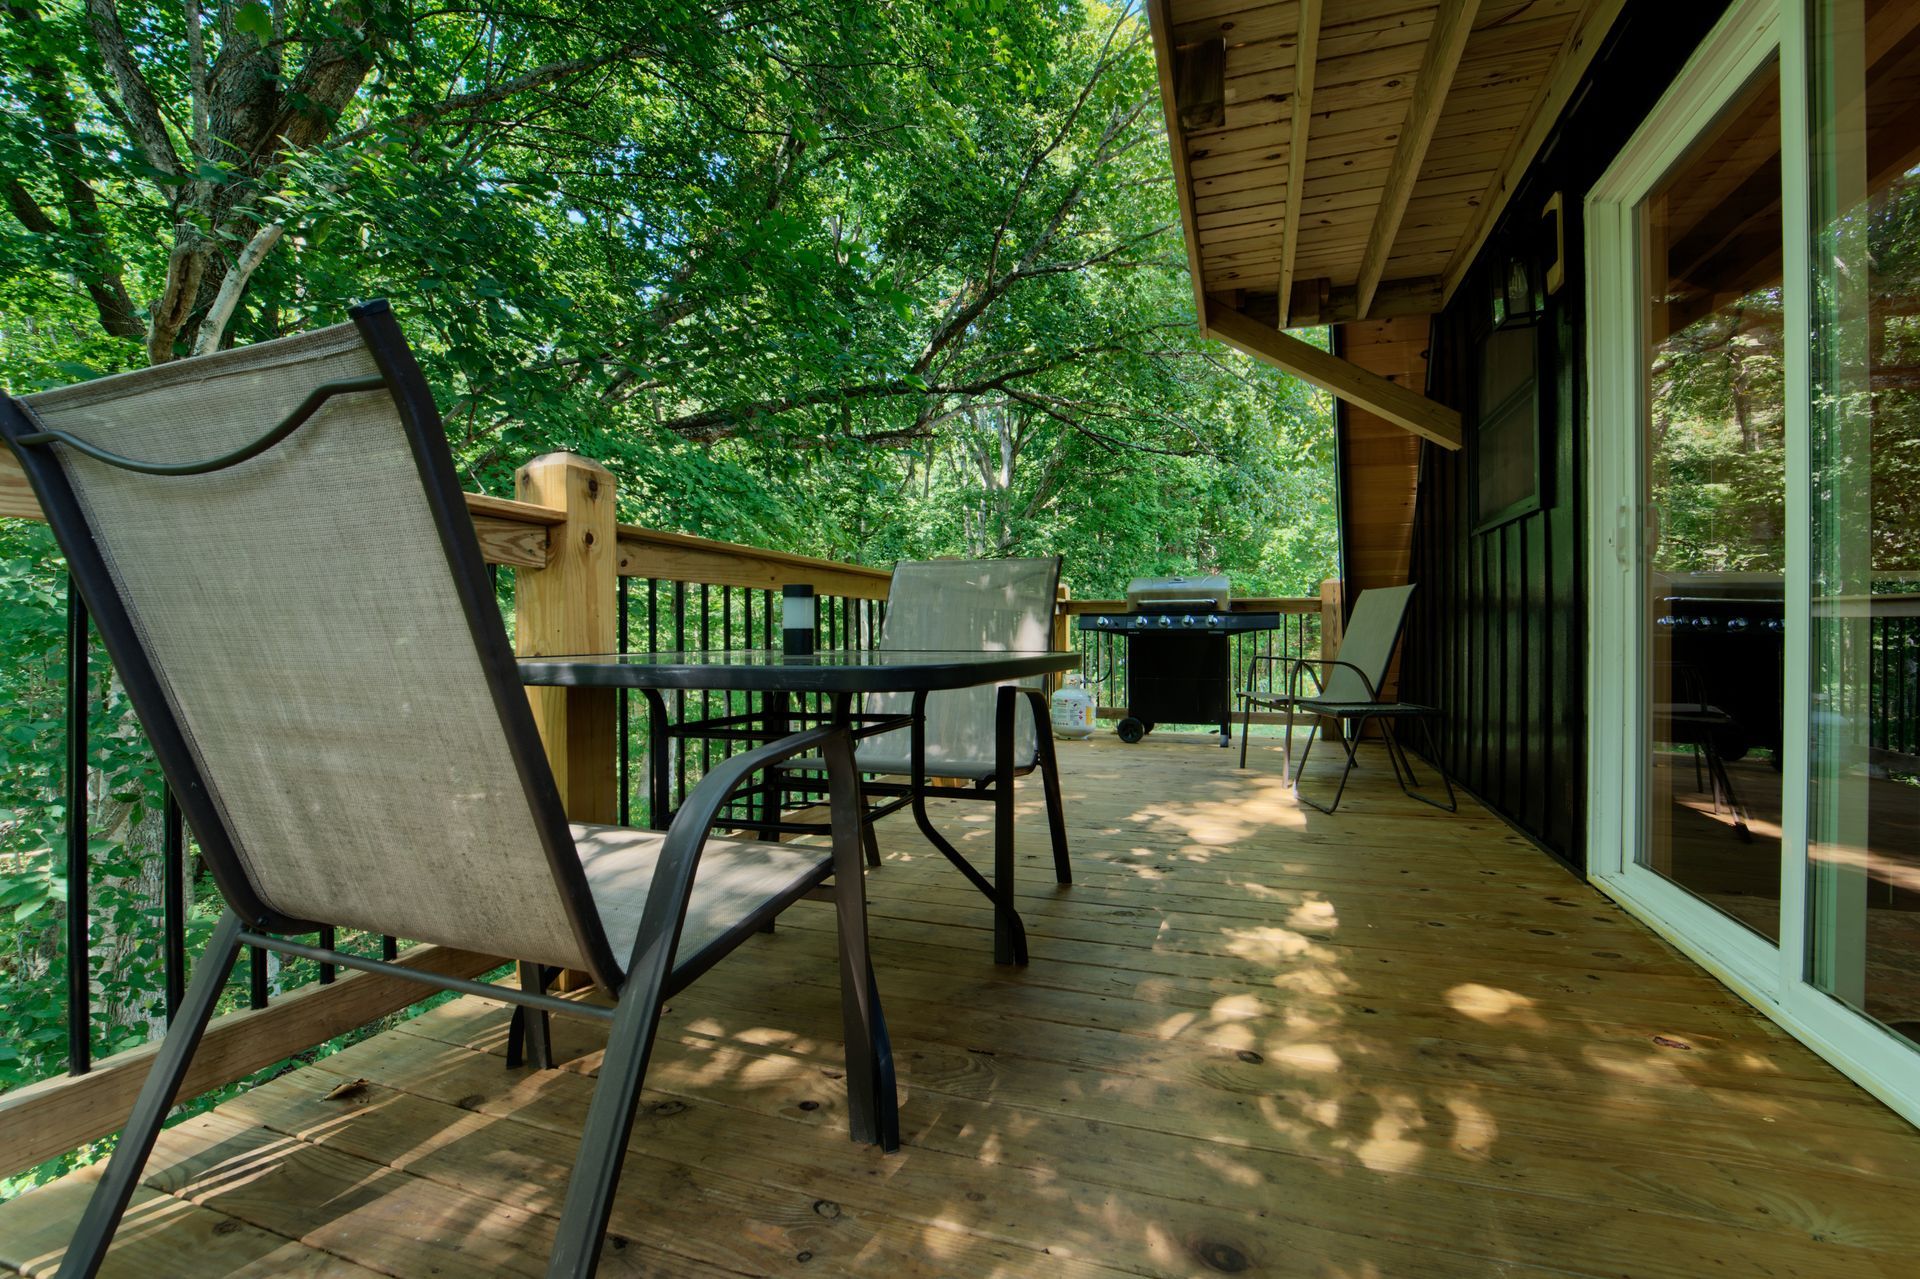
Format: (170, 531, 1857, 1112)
(519, 648, 1079, 964)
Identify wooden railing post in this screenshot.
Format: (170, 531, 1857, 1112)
(1319, 577, 1344, 662)
(515, 453, 618, 823)
(1319, 577, 1346, 738)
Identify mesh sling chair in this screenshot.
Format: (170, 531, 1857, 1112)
(779, 558, 1071, 965)
(1236, 583, 1456, 815)
(0, 301, 897, 1279)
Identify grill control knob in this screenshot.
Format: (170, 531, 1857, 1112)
(1207, 614, 1220, 626)
(1182, 615, 1194, 625)
(1158, 615, 1171, 628)
(1727, 617, 1750, 632)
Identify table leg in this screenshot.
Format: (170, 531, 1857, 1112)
(994, 686, 1021, 965)
(641, 689, 671, 831)
(828, 692, 882, 867)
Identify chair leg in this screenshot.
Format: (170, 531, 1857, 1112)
(507, 962, 556, 1071)
(1415, 716, 1458, 813)
(1295, 716, 1365, 815)
(57, 910, 244, 1279)
(910, 691, 1028, 964)
(1027, 694, 1072, 885)
(861, 789, 883, 869)
(1702, 739, 1753, 843)
(546, 959, 676, 1278)
(1238, 695, 1252, 769)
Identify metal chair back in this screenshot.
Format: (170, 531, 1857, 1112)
(0, 303, 620, 984)
(867, 557, 1061, 770)
(1323, 584, 1416, 702)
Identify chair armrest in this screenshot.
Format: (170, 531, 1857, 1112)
(1242, 652, 1296, 695)
(1284, 658, 1382, 703)
(617, 724, 857, 995)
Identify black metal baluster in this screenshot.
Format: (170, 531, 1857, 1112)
(619, 576, 631, 826)
(721, 586, 734, 768)
(699, 583, 712, 778)
(250, 944, 269, 1008)
(318, 927, 336, 984)
(162, 787, 186, 1021)
(647, 578, 661, 827)
(65, 579, 91, 1075)
(382, 935, 399, 961)
(674, 579, 687, 809)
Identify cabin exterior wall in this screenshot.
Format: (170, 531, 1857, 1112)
(1398, 0, 1736, 871)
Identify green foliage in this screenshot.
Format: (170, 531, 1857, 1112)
(0, 0, 1339, 1195)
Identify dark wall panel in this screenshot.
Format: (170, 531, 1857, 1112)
(1403, 0, 1734, 872)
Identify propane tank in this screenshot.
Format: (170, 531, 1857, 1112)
(1049, 672, 1097, 740)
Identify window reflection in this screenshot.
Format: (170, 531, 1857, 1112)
(1809, 0, 1920, 1048)
(1639, 59, 1787, 940)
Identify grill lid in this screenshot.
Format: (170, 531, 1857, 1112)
(1126, 574, 1231, 611)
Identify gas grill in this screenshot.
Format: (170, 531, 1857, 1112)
(1076, 575, 1281, 746)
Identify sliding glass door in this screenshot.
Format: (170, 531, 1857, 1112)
(1591, 0, 1920, 1125)
(1806, 0, 1920, 1060)
(1588, 0, 1789, 996)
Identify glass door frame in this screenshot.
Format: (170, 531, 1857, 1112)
(1587, 0, 1796, 1004)
(1586, 0, 1920, 1127)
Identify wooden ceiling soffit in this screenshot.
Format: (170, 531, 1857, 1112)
(1441, 0, 1629, 305)
(1205, 299, 1462, 451)
(1354, 0, 1483, 319)
(1149, 0, 1213, 333)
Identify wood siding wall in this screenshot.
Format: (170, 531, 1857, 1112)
(1399, 0, 1733, 871)
(1336, 317, 1430, 594)
(1334, 316, 1431, 700)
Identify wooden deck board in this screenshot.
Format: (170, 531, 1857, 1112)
(3, 733, 1917, 1277)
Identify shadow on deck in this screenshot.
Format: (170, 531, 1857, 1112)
(3, 733, 1918, 1277)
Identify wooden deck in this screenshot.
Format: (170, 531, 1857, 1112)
(5, 732, 1920, 1278)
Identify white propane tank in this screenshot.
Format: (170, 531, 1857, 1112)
(1050, 672, 1097, 740)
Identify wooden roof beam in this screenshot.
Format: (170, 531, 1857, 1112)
(1275, 0, 1322, 327)
(1147, 0, 1213, 335)
(1205, 297, 1462, 450)
(1441, 0, 1628, 305)
(1354, 0, 1483, 319)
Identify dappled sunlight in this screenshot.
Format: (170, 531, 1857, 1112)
(14, 734, 1920, 1276)
(1445, 983, 1545, 1028)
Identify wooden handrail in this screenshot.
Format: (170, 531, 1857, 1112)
(617, 523, 893, 599)
(0, 447, 34, 521)
(2, 449, 895, 596)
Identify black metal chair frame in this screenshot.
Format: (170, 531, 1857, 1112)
(1238, 655, 1457, 815)
(659, 685, 1071, 966)
(1655, 664, 1755, 844)
(1, 300, 896, 1279)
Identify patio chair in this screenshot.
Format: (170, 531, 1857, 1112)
(0, 301, 895, 1279)
(780, 557, 1071, 963)
(1236, 583, 1455, 814)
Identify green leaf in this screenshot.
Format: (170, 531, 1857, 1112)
(233, 2, 273, 44)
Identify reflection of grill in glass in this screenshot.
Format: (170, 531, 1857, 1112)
(1075, 576, 1281, 747)
(1655, 573, 1784, 762)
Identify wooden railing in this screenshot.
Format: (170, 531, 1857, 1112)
(0, 448, 896, 1180)
(0, 439, 1340, 1176)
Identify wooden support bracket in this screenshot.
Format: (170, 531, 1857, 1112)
(1205, 301, 1462, 450)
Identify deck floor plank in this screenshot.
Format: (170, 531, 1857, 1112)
(3, 733, 1917, 1277)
